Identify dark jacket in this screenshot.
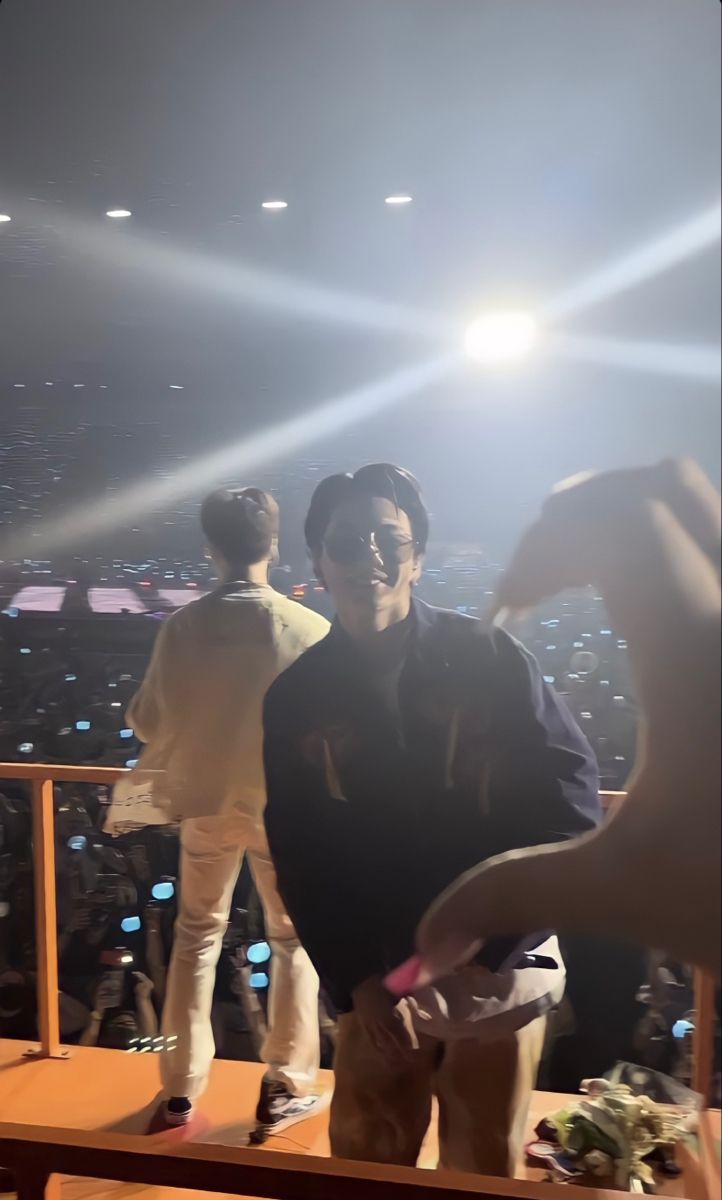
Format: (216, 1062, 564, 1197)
(263, 599, 601, 1014)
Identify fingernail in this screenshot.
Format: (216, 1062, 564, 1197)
(383, 955, 434, 997)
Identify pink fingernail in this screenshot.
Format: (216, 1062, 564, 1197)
(383, 955, 429, 997)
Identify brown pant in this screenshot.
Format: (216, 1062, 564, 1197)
(330, 1012, 546, 1176)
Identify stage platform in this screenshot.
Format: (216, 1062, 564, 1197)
(0, 1039, 717, 1200)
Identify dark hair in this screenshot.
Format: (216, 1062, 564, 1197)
(201, 487, 279, 567)
(305, 463, 429, 558)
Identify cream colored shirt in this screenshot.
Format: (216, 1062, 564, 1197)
(125, 583, 329, 821)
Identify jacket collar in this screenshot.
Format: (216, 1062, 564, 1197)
(325, 596, 443, 660)
(212, 579, 272, 596)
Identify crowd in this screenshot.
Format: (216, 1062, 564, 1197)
(0, 399, 342, 569)
(1, 570, 634, 789)
(0, 779, 296, 1065)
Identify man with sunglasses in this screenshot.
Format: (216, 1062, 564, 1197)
(263, 463, 601, 1175)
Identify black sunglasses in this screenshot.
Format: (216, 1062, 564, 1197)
(323, 528, 417, 566)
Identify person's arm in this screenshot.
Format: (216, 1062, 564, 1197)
(78, 1009, 103, 1047)
(143, 906, 167, 1007)
(263, 686, 387, 1004)
(126, 617, 178, 744)
(57, 905, 91, 959)
(453, 626, 602, 973)
(486, 627, 602, 854)
(133, 972, 159, 1037)
(264, 685, 415, 1053)
(79, 971, 122, 1046)
(389, 461, 721, 995)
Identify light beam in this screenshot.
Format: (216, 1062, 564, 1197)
(544, 202, 721, 321)
(550, 334, 721, 384)
(1, 354, 457, 561)
(15, 201, 452, 340)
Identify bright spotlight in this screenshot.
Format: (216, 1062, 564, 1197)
(385, 195, 413, 206)
(0, 214, 11, 223)
(464, 310, 540, 365)
(261, 200, 288, 210)
(106, 209, 132, 218)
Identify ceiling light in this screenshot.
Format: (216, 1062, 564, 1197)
(261, 200, 288, 210)
(13, 383, 25, 388)
(73, 383, 85, 388)
(464, 309, 540, 365)
(385, 195, 413, 206)
(44, 381, 53, 386)
(106, 209, 132, 218)
(169, 384, 184, 390)
(0, 214, 11, 223)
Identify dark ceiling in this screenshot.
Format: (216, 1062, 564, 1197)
(0, 0, 720, 453)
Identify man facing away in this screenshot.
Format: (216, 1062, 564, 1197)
(127, 487, 330, 1135)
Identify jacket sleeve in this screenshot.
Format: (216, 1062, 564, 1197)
(263, 684, 383, 1003)
(126, 617, 178, 745)
(486, 628, 602, 853)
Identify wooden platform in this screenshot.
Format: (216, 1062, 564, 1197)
(0, 1039, 717, 1200)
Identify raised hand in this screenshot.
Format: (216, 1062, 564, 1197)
(389, 461, 721, 997)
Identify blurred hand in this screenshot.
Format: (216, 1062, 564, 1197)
(67, 907, 92, 934)
(388, 460, 721, 995)
(494, 459, 719, 624)
(133, 971, 154, 1001)
(352, 976, 418, 1058)
(93, 971, 121, 1013)
(144, 905, 161, 929)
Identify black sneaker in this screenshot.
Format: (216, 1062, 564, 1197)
(164, 1096, 194, 1127)
(250, 1079, 329, 1143)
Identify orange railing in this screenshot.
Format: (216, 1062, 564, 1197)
(0, 764, 717, 1101)
(1, 762, 126, 1061)
(0, 1123, 650, 1200)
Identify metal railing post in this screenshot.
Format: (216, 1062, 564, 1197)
(29, 777, 63, 1060)
(16, 1165, 60, 1200)
(693, 968, 716, 1105)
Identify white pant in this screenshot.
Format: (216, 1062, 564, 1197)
(160, 812, 320, 1101)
